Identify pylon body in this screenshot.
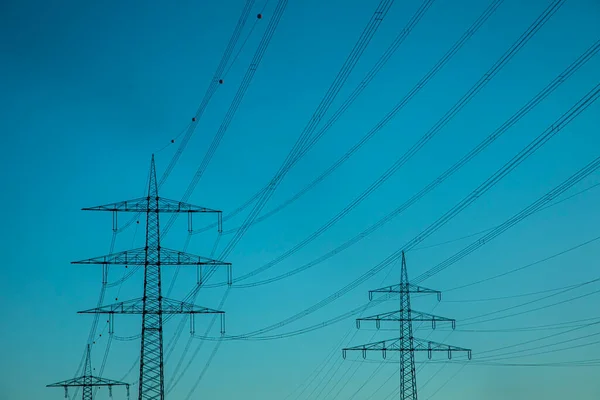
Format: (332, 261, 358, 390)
(343, 252, 471, 400)
(72, 155, 230, 400)
(139, 157, 165, 400)
(47, 344, 130, 400)
(398, 259, 417, 399)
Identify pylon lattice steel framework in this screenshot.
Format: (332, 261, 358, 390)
(47, 344, 130, 399)
(342, 252, 471, 400)
(73, 155, 231, 400)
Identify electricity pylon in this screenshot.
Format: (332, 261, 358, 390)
(73, 155, 231, 400)
(342, 252, 470, 399)
(47, 344, 130, 399)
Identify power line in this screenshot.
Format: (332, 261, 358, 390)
(444, 234, 600, 292)
(217, 0, 397, 260)
(227, 35, 599, 290)
(193, 131, 600, 342)
(162, 0, 290, 239)
(191, 0, 441, 237)
(164, 2, 399, 392)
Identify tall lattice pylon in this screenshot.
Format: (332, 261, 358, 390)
(47, 344, 130, 399)
(73, 155, 231, 400)
(343, 252, 471, 399)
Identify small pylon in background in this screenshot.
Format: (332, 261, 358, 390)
(47, 344, 130, 399)
(342, 251, 471, 400)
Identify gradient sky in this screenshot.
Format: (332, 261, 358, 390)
(1, 0, 600, 399)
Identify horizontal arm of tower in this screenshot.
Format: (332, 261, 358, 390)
(82, 196, 221, 213)
(72, 247, 231, 266)
(342, 337, 471, 360)
(356, 310, 456, 330)
(47, 376, 130, 387)
(368, 283, 441, 301)
(78, 297, 224, 315)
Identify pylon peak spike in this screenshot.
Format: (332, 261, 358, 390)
(400, 250, 408, 285)
(84, 344, 92, 377)
(147, 154, 158, 197)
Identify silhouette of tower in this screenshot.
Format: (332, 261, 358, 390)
(47, 344, 130, 399)
(343, 252, 470, 399)
(73, 155, 231, 400)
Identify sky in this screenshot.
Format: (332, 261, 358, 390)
(1, 0, 600, 399)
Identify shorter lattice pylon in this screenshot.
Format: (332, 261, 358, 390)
(342, 251, 471, 400)
(47, 344, 130, 399)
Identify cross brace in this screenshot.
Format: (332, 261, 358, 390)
(342, 337, 471, 360)
(356, 309, 456, 330)
(78, 297, 224, 315)
(82, 196, 221, 214)
(72, 247, 231, 267)
(368, 283, 441, 301)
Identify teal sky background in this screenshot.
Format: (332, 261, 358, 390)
(1, 0, 600, 399)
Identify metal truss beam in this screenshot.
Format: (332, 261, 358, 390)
(356, 309, 456, 330)
(82, 197, 221, 214)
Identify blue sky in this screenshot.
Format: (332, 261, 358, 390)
(1, 0, 600, 399)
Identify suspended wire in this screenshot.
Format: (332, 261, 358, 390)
(413, 92, 600, 284)
(345, 362, 388, 400)
(216, 0, 565, 272)
(424, 364, 466, 399)
(167, 289, 232, 392)
(159, 0, 256, 186)
(436, 360, 600, 367)
(163, 231, 225, 386)
(75, 3, 267, 383)
(181, 296, 231, 400)
(302, 262, 402, 400)
(459, 278, 600, 325)
(92, 334, 114, 397)
(191, 130, 600, 342)
(70, 232, 119, 400)
(114, 0, 257, 235)
(203, 0, 568, 290)
(221, 35, 599, 290)
(444, 317, 600, 333)
(222, 0, 273, 79)
(191, 0, 443, 237)
(217, 0, 397, 260)
(161, 0, 290, 239)
(476, 320, 600, 358)
(446, 279, 600, 303)
(114, 334, 141, 341)
(190, 298, 386, 342)
(119, 357, 139, 381)
(445, 234, 600, 293)
(72, 0, 257, 384)
(286, 330, 357, 400)
(412, 178, 600, 251)
(72, 174, 149, 399)
(460, 286, 600, 328)
(175, 0, 400, 324)
(339, 308, 449, 400)
(477, 330, 600, 362)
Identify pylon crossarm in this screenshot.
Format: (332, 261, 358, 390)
(356, 310, 456, 330)
(368, 283, 442, 301)
(47, 376, 130, 387)
(82, 197, 221, 214)
(78, 297, 225, 315)
(342, 337, 471, 360)
(72, 247, 231, 267)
